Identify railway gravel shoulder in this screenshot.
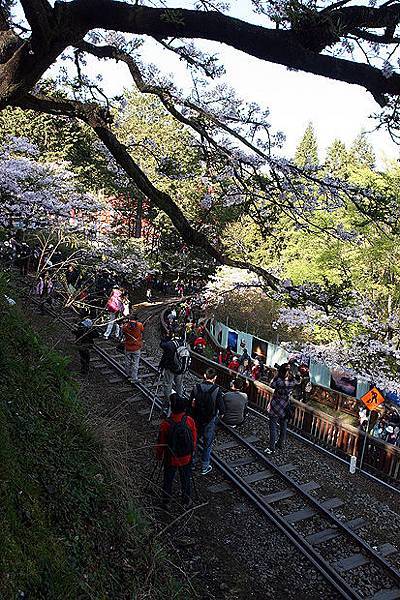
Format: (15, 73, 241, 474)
(20, 294, 400, 599)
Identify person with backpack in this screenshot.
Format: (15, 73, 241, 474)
(159, 332, 191, 413)
(75, 318, 99, 375)
(264, 363, 299, 454)
(104, 286, 123, 339)
(122, 313, 144, 383)
(190, 367, 225, 475)
(155, 394, 197, 510)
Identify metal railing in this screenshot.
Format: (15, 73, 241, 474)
(189, 352, 400, 484)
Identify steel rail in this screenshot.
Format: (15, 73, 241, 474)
(29, 297, 400, 598)
(92, 345, 400, 599)
(219, 423, 400, 584)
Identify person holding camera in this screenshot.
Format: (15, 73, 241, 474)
(265, 363, 299, 454)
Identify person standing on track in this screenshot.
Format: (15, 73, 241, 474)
(264, 363, 299, 454)
(190, 367, 225, 475)
(155, 393, 197, 511)
(159, 331, 190, 413)
(75, 318, 99, 376)
(104, 286, 123, 340)
(122, 313, 144, 383)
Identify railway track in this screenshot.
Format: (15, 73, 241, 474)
(29, 295, 400, 600)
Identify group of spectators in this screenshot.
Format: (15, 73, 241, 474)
(359, 406, 400, 447)
(147, 275, 206, 299)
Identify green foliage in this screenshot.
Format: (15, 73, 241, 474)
(0, 274, 188, 599)
(294, 121, 319, 167)
(325, 138, 350, 179)
(349, 132, 375, 170)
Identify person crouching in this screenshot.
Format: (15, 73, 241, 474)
(155, 394, 197, 511)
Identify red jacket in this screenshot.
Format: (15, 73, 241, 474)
(156, 412, 197, 467)
(228, 359, 240, 372)
(123, 320, 144, 352)
(194, 336, 207, 348)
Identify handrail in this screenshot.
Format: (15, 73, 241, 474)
(161, 308, 400, 484)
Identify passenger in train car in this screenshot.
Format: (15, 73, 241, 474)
(193, 335, 207, 354)
(238, 358, 251, 378)
(239, 347, 250, 364)
(220, 378, 248, 428)
(251, 359, 261, 380)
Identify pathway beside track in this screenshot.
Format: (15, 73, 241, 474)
(25, 291, 400, 600)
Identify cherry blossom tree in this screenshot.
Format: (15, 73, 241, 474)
(0, 135, 101, 230)
(1, 0, 400, 302)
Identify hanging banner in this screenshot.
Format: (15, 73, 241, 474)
(237, 332, 253, 356)
(227, 330, 239, 352)
(267, 343, 289, 368)
(252, 337, 268, 364)
(330, 368, 357, 397)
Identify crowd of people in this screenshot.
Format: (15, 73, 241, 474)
(4, 235, 400, 510)
(359, 405, 400, 447)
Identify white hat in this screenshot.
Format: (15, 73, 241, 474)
(386, 426, 394, 434)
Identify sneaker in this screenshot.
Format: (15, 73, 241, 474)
(264, 448, 274, 455)
(201, 465, 213, 475)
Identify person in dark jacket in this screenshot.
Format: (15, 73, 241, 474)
(265, 363, 299, 454)
(159, 332, 185, 412)
(189, 368, 225, 475)
(239, 348, 250, 365)
(75, 318, 99, 375)
(220, 378, 248, 427)
(155, 394, 197, 510)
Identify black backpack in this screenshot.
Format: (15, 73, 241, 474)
(167, 416, 194, 458)
(171, 340, 191, 374)
(193, 384, 218, 424)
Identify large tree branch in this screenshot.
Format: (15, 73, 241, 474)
(61, 2, 400, 101)
(19, 0, 54, 52)
(75, 40, 267, 160)
(14, 92, 282, 290)
(3, 1, 400, 109)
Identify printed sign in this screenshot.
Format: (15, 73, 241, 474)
(361, 387, 385, 411)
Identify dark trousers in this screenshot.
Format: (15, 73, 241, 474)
(162, 463, 192, 505)
(78, 347, 91, 375)
(269, 415, 288, 450)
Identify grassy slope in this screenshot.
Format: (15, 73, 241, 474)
(0, 273, 185, 600)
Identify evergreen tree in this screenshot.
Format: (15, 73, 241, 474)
(294, 122, 319, 168)
(349, 132, 375, 170)
(325, 139, 349, 179)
